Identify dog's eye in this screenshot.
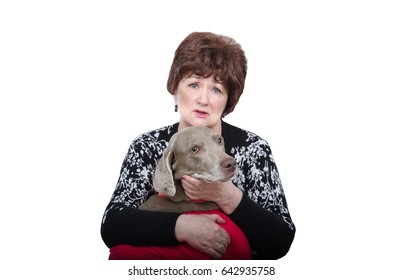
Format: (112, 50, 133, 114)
(218, 137, 223, 145)
(191, 146, 199, 153)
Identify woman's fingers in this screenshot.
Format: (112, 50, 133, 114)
(204, 213, 226, 224)
(175, 214, 231, 259)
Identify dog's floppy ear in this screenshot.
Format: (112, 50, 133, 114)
(153, 139, 176, 197)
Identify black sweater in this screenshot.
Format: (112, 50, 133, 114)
(101, 121, 295, 259)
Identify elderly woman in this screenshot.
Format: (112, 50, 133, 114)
(101, 32, 295, 259)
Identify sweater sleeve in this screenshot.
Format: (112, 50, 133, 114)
(101, 207, 181, 248)
(229, 194, 295, 259)
(226, 125, 296, 259)
(101, 126, 181, 248)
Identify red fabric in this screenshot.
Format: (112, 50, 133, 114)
(109, 210, 251, 260)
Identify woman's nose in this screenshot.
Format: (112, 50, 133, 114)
(196, 89, 209, 105)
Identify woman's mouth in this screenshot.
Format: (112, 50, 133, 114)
(194, 110, 209, 118)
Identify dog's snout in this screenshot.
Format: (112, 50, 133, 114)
(221, 158, 236, 171)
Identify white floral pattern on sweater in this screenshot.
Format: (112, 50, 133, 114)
(104, 122, 293, 230)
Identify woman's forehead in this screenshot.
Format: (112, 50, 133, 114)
(184, 73, 224, 84)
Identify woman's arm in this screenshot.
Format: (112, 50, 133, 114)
(228, 194, 295, 259)
(101, 207, 181, 248)
(101, 129, 182, 248)
(231, 132, 296, 259)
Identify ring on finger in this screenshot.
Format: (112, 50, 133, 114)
(197, 185, 203, 191)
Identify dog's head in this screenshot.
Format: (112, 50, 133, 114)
(153, 126, 237, 197)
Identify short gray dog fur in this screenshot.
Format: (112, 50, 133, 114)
(138, 126, 237, 213)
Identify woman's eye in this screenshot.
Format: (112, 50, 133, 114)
(218, 138, 223, 145)
(213, 87, 222, 94)
(191, 146, 199, 153)
(189, 83, 198, 89)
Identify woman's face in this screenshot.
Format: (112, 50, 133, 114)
(175, 74, 228, 134)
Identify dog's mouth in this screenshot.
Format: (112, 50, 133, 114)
(190, 169, 236, 183)
(219, 171, 237, 182)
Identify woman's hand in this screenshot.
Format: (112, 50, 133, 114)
(175, 214, 231, 259)
(181, 175, 243, 215)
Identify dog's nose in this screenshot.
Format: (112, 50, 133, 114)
(221, 158, 236, 171)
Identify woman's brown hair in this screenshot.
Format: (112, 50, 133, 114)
(167, 32, 247, 117)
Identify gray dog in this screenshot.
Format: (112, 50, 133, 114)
(139, 126, 237, 213)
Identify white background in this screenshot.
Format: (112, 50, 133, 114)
(1, 0, 401, 279)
